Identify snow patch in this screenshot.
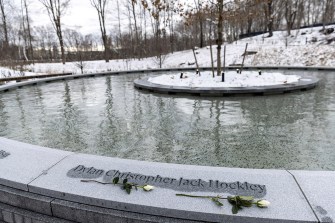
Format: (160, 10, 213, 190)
(148, 71, 300, 88)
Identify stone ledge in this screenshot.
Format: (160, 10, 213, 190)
(51, 199, 202, 223)
(0, 138, 328, 223)
(0, 202, 73, 223)
(0, 138, 73, 191)
(0, 185, 53, 216)
(290, 171, 335, 223)
(27, 152, 318, 222)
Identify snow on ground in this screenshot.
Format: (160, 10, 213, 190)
(0, 67, 35, 78)
(148, 71, 301, 88)
(1, 25, 335, 79)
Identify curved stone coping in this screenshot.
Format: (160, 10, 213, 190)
(0, 138, 334, 222)
(134, 76, 319, 96)
(0, 66, 330, 93)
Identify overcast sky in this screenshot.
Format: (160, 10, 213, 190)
(15, 0, 126, 35)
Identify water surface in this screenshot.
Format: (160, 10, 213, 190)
(0, 70, 334, 170)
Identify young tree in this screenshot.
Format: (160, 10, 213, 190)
(90, 0, 110, 62)
(39, 0, 70, 64)
(216, 0, 224, 76)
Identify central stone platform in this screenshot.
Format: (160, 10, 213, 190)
(134, 76, 319, 96)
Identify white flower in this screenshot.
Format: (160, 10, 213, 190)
(142, 185, 154, 191)
(256, 200, 270, 208)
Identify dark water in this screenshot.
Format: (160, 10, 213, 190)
(0, 71, 334, 170)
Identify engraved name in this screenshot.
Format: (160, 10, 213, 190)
(67, 165, 267, 198)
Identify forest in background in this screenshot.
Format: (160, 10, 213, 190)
(0, 0, 334, 67)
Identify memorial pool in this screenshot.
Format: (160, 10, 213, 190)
(0, 70, 334, 170)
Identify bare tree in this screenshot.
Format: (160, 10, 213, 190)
(35, 25, 57, 61)
(90, 0, 110, 62)
(21, 0, 34, 63)
(322, 0, 334, 29)
(193, 0, 206, 48)
(130, 0, 140, 58)
(166, 2, 175, 53)
(282, 0, 304, 36)
(116, 0, 122, 48)
(0, 0, 9, 48)
(265, 0, 274, 37)
(125, 0, 134, 58)
(63, 28, 87, 73)
(39, 0, 70, 64)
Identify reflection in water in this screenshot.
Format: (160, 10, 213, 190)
(0, 71, 335, 170)
(96, 76, 122, 155)
(34, 86, 52, 146)
(46, 82, 88, 151)
(0, 96, 8, 136)
(15, 91, 34, 142)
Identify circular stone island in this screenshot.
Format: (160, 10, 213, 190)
(134, 71, 319, 96)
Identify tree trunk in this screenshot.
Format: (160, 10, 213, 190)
(209, 14, 214, 78)
(267, 0, 273, 37)
(39, 0, 69, 64)
(131, 0, 140, 59)
(91, 0, 109, 62)
(23, 0, 34, 63)
(117, 0, 122, 48)
(168, 9, 174, 53)
(101, 26, 109, 62)
(217, 0, 224, 76)
(56, 21, 66, 64)
(0, 0, 9, 48)
(199, 16, 204, 48)
(285, 0, 291, 35)
(323, 0, 333, 29)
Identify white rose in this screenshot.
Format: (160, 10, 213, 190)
(142, 185, 154, 191)
(256, 200, 270, 208)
